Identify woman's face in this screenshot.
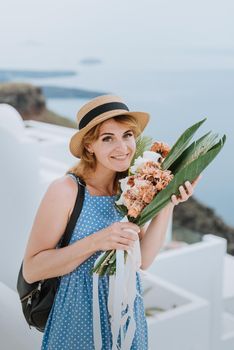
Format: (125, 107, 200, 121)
(87, 118, 136, 172)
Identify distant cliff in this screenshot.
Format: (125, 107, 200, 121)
(0, 82, 76, 128)
(173, 198, 234, 255)
(0, 81, 233, 254)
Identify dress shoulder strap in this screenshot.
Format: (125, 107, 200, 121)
(67, 172, 86, 187)
(58, 172, 86, 247)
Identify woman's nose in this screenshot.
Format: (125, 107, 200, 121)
(115, 139, 128, 152)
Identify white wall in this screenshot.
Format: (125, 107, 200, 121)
(0, 282, 42, 349)
(0, 126, 41, 290)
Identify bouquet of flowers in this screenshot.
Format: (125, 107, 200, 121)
(92, 118, 226, 275)
(91, 118, 226, 350)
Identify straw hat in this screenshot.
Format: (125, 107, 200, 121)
(69, 94, 150, 158)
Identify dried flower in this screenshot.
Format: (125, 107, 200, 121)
(150, 141, 171, 158)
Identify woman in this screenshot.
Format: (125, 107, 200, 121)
(23, 95, 200, 349)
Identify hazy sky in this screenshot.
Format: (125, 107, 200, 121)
(0, 0, 234, 70)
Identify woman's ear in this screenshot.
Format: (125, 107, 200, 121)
(85, 144, 94, 154)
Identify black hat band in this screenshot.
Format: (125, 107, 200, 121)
(79, 102, 129, 129)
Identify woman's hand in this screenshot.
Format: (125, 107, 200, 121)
(94, 221, 140, 251)
(171, 174, 202, 206)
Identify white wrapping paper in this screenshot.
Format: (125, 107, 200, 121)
(93, 216, 141, 349)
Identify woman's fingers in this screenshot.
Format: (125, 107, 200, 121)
(119, 237, 135, 247)
(179, 185, 189, 201)
(171, 194, 179, 206)
(184, 181, 193, 196)
(119, 222, 140, 233)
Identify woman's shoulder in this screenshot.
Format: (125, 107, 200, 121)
(48, 174, 79, 220)
(47, 174, 79, 203)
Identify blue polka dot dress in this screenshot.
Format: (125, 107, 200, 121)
(41, 176, 148, 350)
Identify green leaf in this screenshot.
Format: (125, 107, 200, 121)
(137, 135, 226, 227)
(114, 202, 128, 216)
(169, 131, 219, 174)
(161, 118, 207, 170)
(208, 134, 226, 152)
(130, 135, 153, 168)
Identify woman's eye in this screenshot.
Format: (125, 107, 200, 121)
(102, 136, 112, 142)
(124, 132, 133, 138)
(102, 133, 133, 142)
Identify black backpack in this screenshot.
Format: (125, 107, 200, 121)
(17, 174, 86, 332)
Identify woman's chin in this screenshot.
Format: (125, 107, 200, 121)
(107, 157, 132, 172)
(114, 164, 130, 172)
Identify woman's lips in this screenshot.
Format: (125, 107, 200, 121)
(111, 154, 129, 160)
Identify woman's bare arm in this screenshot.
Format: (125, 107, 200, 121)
(23, 176, 97, 284)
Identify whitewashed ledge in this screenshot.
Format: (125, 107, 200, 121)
(147, 234, 234, 350)
(141, 271, 210, 350)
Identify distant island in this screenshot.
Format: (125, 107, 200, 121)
(41, 85, 105, 99)
(0, 68, 106, 99)
(0, 81, 233, 255)
(0, 69, 77, 82)
(80, 58, 102, 65)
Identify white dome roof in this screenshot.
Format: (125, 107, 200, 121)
(0, 103, 25, 138)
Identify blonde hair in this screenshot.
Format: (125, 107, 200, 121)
(66, 115, 141, 194)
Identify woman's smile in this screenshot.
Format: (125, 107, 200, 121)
(111, 153, 130, 161)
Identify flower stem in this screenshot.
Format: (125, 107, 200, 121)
(91, 249, 115, 274)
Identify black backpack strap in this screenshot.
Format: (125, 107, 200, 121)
(59, 173, 86, 248)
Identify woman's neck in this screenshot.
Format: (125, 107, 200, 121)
(85, 170, 117, 196)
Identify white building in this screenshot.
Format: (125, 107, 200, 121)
(0, 104, 234, 350)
